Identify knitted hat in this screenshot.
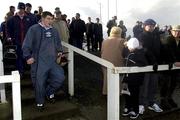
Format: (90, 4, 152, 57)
(127, 38, 139, 49)
(110, 27, 122, 37)
(172, 25, 180, 31)
(18, 2, 25, 10)
(144, 19, 156, 26)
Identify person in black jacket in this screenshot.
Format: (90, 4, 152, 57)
(94, 18, 103, 51)
(160, 25, 180, 109)
(133, 21, 143, 39)
(138, 19, 163, 114)
(86, 17, 94, 51)
(6, 2, 35, 77)
(69, 13, 86, 49)
(106, 16, 117, 36)
(122, 38, 148, 119)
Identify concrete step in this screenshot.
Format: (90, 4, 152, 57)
(6, 87, 68, 106)
(22, 100, 79, 120)
(0, 100, 80, 120)
(21, 88, 68, 105)
(0, 103, 12, 120)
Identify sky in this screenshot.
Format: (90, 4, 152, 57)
(0, 0, 180, 36)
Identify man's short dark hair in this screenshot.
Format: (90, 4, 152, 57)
(25, 3, 32, 7)
(10, 6, 15, 9)
(41, 11, 53, 18)
(34, 10, 38, 14)
(76, 13, 80, 17)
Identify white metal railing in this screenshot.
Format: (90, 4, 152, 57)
(62, 41, 180, 120)
(0, 40, 6, 103)
(0, 40, 22, 120)
(62, 41, 115, 96)
(0, 71, 22, 120)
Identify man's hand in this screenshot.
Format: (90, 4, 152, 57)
(58, 52, 65, 57)
(153, 63, 158, 72)
(169, 63, 173, 70)
(7, 37, 12, 42)
(27, 58, 35, 65)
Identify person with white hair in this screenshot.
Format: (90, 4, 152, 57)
(101, 26, 125, 95)
(122, 37, 148, 119)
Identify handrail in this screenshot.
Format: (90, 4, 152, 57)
(0, 40, 6, 103)
(62, 42, 115, 69)
(0, 71, 22, 120)
(0, 40, 21, 120)
(115, 64, 180, 73)
(62, 41, 180, 120)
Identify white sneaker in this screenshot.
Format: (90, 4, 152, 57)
(148, 103, 163, 112)
(122, 108, 130, 116)
(121, 88, 131, 96)
(129, 111, 139, 119)
(139, 105, 145, 114)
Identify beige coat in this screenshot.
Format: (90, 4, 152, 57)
(52, 20, 69, 43)
(101, 36, 125, 95)
(52, 19, 70, 52)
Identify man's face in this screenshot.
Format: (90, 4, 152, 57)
(171, 30, 180, 38)
(75, 14, 80, 19)
(38, 7, 43, 13)
(42, 15, 53, 27)
(88, 17, 91, 22)
(144, 25, 155, 32)
(25, 6, 32, 13)
(96, 18, 99, 23)
(11, 8, 15, 13)
(55, 13, 61, 19)
(113, 16, 117, 20)
(18, 9, 25, 15)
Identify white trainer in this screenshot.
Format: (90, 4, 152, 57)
(148, 103, 163, 112)
(139, 105, 145, 114)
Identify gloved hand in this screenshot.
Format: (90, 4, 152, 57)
(168, 63, 173, 70)
(153, 63, 158, 72)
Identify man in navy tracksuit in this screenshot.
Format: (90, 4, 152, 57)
(7, 2, 34, 77)
(22, 11, 65, 111)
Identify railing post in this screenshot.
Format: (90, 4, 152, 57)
(12, 71, 22, 120)
(68, 49, 74, 96)
(107, 68, 119, 120)
(0, 40, 7, 103)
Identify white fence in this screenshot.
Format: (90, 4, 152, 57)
(0, 40, 6, 103)
(0, 41, 22, 120)
(62, 41, 180, 120)
(0, 39, 179, 120)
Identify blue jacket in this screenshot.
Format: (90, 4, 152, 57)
(7, 14, 34, 45)
(22, 24, 63, 62)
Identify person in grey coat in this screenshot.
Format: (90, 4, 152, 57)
(22, 11, 65, 111)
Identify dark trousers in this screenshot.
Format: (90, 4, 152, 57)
(16, 45, 25, 75)
(94, 35, 103, 51)
(125, 84, 140, 113)
(139, 73, 159, 106)
(72, 37, 83, 49)
(86, 34, 94, 51)
(160, 71, 178, 99)
(31, 62, 65, 104)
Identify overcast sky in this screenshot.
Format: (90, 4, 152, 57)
(0, 0, 180, 36)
